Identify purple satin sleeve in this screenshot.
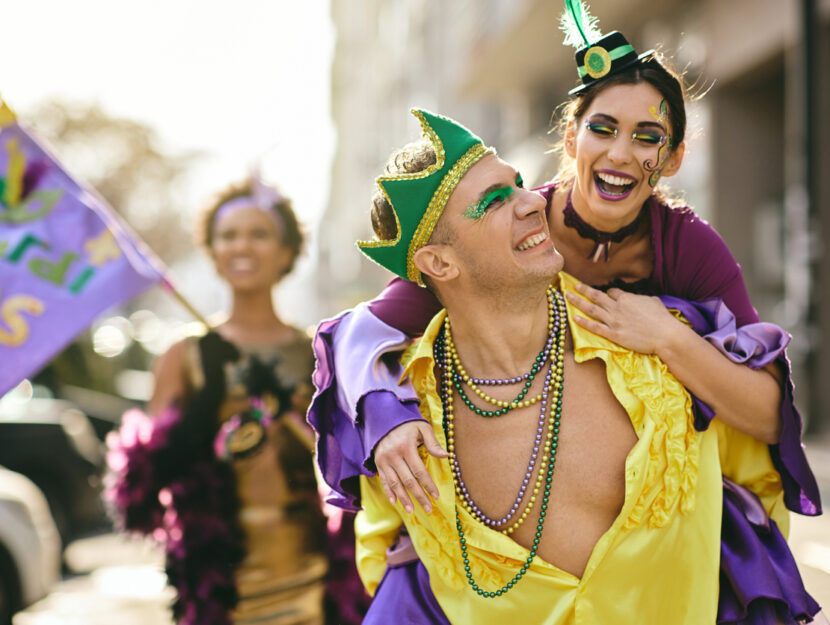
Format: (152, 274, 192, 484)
(362, 561, 450, 625)
(719, 478, 821, 624)
(659, 295, 822, 516)
(368, 277, 443, 338)
(308, 304, 424, 510)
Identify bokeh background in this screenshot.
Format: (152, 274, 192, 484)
(1, 0, 828, 621)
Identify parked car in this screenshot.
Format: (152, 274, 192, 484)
(0, 466, 61, 625)
(0, 387, 107, 546)
(60, 384, 139, 442)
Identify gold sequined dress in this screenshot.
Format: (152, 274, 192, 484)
(185, 329, 327, 625)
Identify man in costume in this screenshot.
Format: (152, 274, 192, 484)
(309, 107, 799, 624)
(309, 3, 824, 622)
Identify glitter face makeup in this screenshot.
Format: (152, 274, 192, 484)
(583, 120, 667, 150)
(462, 175, 523, 220)
(570, 82, 681, 231)
(643, 99, 672, 186)
(582, 114, 667, 201)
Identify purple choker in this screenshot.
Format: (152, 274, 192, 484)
(563, 191, 645, 262)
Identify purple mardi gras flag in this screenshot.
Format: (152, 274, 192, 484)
(0, 108, 166, 397)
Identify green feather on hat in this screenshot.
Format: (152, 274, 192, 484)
(559, 0, 654, 94)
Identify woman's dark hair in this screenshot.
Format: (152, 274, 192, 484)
(199, 179, 305, 276)
(554, 55, 690, 177)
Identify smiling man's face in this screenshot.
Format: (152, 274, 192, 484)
(435, 153, 563, 293)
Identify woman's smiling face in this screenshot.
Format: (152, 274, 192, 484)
(565, 81, 685, 230)
(210, 206, 293, 292)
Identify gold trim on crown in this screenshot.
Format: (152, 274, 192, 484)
(406, 143, 492, 284)
(356, 110, 447, 253)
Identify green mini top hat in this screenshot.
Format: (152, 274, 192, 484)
(561, 0, 654, 94)
(357, 108, 493, 285)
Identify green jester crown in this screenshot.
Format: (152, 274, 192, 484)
(357, 108, 494, 285)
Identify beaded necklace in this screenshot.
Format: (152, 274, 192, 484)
(437, 288, 567, 598)
(443, 293, 555, 415)
(444, 342, 554, 531)
(440, 289, 566, 532)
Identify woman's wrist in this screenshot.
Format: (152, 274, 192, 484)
(654, 315, 696, 364)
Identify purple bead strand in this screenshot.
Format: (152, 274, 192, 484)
(449, 290, 564, 528)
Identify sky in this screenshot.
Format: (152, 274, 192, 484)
(1, 0, 335, 222)
(1, 0, 336, 327)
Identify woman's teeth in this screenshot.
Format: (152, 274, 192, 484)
(517, 232, 548, 251)
(595, 172, 635, 196)
(230, 258, 256, 271)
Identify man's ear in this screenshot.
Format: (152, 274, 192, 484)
(564, 119, 577, 158)
(659, 141, 686, 178)
(413, 244, 458, 284)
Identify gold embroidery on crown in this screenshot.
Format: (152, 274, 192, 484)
(406, 143, 493, 284)
(355, 110, 447, 252)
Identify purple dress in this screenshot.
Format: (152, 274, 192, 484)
(307, 187, 822, 624)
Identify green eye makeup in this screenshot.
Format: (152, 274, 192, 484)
(585, 122, 617, 137)
(643, 99, 673, 186)
(586, 121, 666, 146)
(632, 132, 665, 145)
(462, 173, 524, 220)
(463, 186, 514, 220)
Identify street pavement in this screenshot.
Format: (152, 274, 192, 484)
(13, 438, 830, 624)
(14, 532, 173, 625)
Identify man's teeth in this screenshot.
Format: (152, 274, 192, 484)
(596, 172, 634, 187)
(517, 232, 548, 251)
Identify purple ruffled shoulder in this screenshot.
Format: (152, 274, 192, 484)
(308, 303, 423, 510)
(660, 295, 822, 516)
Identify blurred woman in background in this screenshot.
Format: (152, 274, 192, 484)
(108, 178, 366, 625)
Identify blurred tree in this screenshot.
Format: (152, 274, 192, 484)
(20, 100, 201, 397)
(27, 99, 200, 264)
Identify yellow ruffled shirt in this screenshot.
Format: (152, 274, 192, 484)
(356, 272, 786, 625)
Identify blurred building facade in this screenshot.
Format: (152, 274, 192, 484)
(319, 0, 830, 431)
(317, 0, 500, 312)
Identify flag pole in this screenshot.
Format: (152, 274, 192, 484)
(161, 277, 211, 330)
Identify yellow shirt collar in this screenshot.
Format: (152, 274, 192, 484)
(401, 271, 629, 382)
